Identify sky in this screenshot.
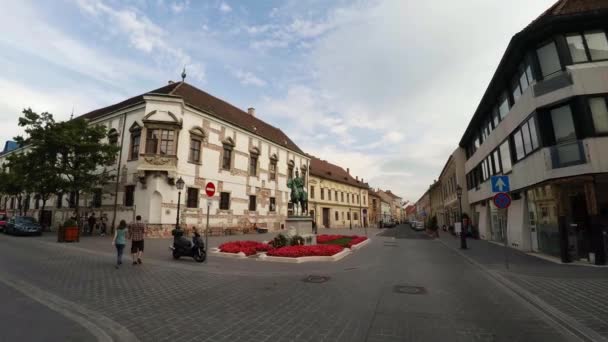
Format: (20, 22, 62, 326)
(0, 0, 558, 202)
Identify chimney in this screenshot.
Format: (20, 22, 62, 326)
(248, 107, 255, 116)
(168, 80, 174, 84)
(356, 176, 359, 181)
(347, 168, 350, 174)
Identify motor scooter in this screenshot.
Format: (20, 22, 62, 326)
(170, 228, 206, 262)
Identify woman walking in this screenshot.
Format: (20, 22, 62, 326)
(112, 220, 128, 268)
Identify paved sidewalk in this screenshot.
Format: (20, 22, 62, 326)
(437, 232, 608, 339)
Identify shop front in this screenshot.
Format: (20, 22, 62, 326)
(526, 175, 608, 265)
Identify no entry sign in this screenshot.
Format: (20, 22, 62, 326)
(493, 192, 512, 209)
(205, 182, 216, 197)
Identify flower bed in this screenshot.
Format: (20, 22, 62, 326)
(317, 234, 368, 248)
(266, 244, 344, 258)
(219, 241, 272, 256)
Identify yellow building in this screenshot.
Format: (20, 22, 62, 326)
(308, 156, 369, 229)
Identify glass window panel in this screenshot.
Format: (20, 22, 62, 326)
(474, 136, 480, 149)
(512, 78, 522, 101)
(585, 31, 608, 61)
(487, 157, 494, 176)
(487, 120, 492, 134)
(522, 122, 533, 154)
(589, 97, 608, 133)
(525, 64, 534, 85)
(493, 109, 500, 127)
(493, 150, 501, 174)
(499, 141, 512, 173)
(514, 130, 525, 161)
(566, 34, 589, 63)
(482, 162, 488, 181)
(528, 118, 540, 149)
(557, 142, 583, 165)
(537, 42, 562, 78)
(498, 94, 510, 119)
(551, 105, 576, 143)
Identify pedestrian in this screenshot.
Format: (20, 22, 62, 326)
(87, 213, 97, 235)
(99, 214, 108, 236)
(112, 220, 128, 268)
(128, 215, 146, 265)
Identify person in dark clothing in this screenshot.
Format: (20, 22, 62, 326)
(87, 213, 97, 235)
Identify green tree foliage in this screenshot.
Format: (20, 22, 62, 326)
(11, 108, 119, 220)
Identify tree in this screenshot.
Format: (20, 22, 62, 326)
(0, 156, 26, 215)
(14, 109, 119, 222)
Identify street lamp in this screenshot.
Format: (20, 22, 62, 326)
(175, 177, 185, 230)
(456, 185, 467, 249)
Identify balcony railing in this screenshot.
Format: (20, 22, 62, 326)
(549, 140, 587, 169)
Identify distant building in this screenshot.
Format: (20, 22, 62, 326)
(1, 141, 18, 155)
(308, 156, 369, 229)
(367, 188, 382, 227)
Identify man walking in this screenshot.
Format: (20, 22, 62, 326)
(128, 215, 146, 265)
(87, 213, 97, 236)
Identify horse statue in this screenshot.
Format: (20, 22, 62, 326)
(287, 170, 308, 216)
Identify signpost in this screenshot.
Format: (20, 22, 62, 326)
(204, 182, 215, 263)
(493, 191, 512, 270)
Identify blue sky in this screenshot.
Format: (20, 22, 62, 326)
(0, 0, 557, 201)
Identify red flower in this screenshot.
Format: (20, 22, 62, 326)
(317, 234, 367, 248)
(219, 241, 272, 256)
(266, 244, 344, 257)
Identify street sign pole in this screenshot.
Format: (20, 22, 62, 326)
(492, 191, 512, 270)
(504, 190, 509, 270)
(204, 182, 216, 264)
(205, 200, 210, 264)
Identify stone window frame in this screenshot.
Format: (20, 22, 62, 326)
(142, 111, 182, 157)
(287, 160, 295, 181)
(221, 137, 235, 171)
(186, 187, 200, 208)
(219, 191, 231, 211)
(128, 122, 142, 161)
(248, 195, 257, 212)
(107, 128, 119, 146)
(124, 185, 135, 207)
(249, 147, 260, 177)
(268, 154, 278, 181)
(188, 127, 206, 165)
(269, 197, 276, 212)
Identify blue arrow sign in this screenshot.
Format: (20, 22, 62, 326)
(491, 175, 510, 193)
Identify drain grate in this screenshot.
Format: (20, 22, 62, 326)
(302, 275, 330, 283)
(393, 285, 427, 295)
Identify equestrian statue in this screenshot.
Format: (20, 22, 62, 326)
(287, 170, 308, 216)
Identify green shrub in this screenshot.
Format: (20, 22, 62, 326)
(63, 218, 78, 227)
(290, 235, 305, 246)
(271, 234, 288, 248)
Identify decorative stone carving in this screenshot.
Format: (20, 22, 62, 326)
(144, 155, 172, 165)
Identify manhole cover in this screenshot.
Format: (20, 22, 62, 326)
(393, 285, 427, 295)
(302, 275, 330, 283)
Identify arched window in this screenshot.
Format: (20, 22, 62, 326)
(249, 147, 260, 176)
(189, 127, 205, 163)
(269, 154, 278, 181)
(129, 122, 142, 160)
(287, 160, 295, 181)
(108, 129, 119, 146)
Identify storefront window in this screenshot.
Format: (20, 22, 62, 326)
(527, 185, 560, 257)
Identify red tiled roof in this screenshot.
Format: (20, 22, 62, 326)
(309, 156, 368, 189)
(79, 82, 304, 154)
(540, 0, 608, 18)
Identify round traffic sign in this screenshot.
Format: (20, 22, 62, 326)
(493, 192, 512, 209)
(205, 182, 216, 197)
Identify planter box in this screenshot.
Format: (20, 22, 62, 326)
(58, 226, 80, 242)
(349, 238, 370, 250)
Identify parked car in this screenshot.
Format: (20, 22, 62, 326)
(4, 216, 43, 236)
(0, 212, 7, 232)
(410, 221, 424, 231)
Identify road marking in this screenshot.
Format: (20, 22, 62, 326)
(437, 239, 607, 342)
(0, 275, 139, 342)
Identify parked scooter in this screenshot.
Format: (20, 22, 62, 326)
(170, 228, 206, 263)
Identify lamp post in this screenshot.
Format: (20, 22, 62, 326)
(175, 177, 185, 230)
(456, 185, 467, 249)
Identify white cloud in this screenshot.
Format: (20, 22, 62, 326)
(170, 1, 189, 13)
(75, 0, 205, 80)
(219, 2, 231, 13)
(230, 68, 267, 87)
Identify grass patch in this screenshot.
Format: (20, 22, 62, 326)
(319, 237, 353, 247)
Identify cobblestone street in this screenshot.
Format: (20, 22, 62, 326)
(0, 225, 592, 341)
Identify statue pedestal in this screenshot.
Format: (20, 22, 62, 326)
(285, 216, 313, 237)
